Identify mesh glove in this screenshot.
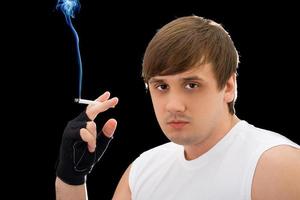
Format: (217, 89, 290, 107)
(56, 111, 113, 185)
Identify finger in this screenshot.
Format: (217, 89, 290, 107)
(86, 91, 110, 114)
(86, 97, 119, 120)
(86, 121, 97, 140)
(102, 118, 118, 138)
(95, 91, 110, 102)
(80, 128, 96, 152)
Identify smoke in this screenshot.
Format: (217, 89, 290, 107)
(57, 0, 83, 99)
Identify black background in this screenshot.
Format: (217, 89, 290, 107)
(4, 1, 299, 199)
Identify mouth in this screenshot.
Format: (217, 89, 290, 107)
(167, 121, 189, 129)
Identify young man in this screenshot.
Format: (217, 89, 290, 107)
(55, 16, 300, 200)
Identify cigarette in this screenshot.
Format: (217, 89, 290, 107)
(74, 98, 99, 105)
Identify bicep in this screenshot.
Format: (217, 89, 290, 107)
(252, 145, 300, 200)
(112, 164, 132, 200)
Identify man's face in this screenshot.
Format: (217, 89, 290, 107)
(148, 63, 234, 146)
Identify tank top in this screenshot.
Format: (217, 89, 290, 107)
(129, 120, 299, 200)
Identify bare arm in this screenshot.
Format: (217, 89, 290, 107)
(55, 177, 87, 200)
(112, 165, 132, 200)
(252, 145, 300, 200)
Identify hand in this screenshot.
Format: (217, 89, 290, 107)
(56, 91, 118, 185)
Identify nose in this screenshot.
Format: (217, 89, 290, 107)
(165, 94, 186, 113)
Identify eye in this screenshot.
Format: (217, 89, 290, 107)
(156, 84, 169, 91)
(185, 83, 199, 90)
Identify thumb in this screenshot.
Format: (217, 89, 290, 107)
(102, 118, 118, 138)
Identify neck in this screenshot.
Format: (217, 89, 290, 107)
(184, 115, 240, 160)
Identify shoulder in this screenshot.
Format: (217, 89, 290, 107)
(239, 121, 293, 142)
(127, 142, 182, 195)
(112, 164, 132, 200)
(236, 121, 299, 153)
(252, 145, 300, 200)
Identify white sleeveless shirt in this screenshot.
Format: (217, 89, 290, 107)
(129, 121, 299, 200)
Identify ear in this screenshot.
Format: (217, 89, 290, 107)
(224, 74, 236, 103)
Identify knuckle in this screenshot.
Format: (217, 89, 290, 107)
(90, 121, 97, 130)
(86, 121, 93, 128)
(79, 128, 86, 134)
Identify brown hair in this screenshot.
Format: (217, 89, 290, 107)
(142, 15, 239, 114)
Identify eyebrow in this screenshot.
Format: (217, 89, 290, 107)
(149, 76, 205, 84)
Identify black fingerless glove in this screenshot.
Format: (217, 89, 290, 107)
(56, 111, 113, 185)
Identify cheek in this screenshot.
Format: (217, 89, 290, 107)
(189, 92, 223, 115)
(150, 95, 164, 118)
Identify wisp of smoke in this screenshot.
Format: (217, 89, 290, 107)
(56, 0, 83, 99)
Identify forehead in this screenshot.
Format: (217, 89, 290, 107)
(149, 63, 215, 82)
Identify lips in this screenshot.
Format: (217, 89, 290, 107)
(167, 121, 189, 129)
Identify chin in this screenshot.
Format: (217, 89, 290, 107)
(165, 134, 194, 146)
